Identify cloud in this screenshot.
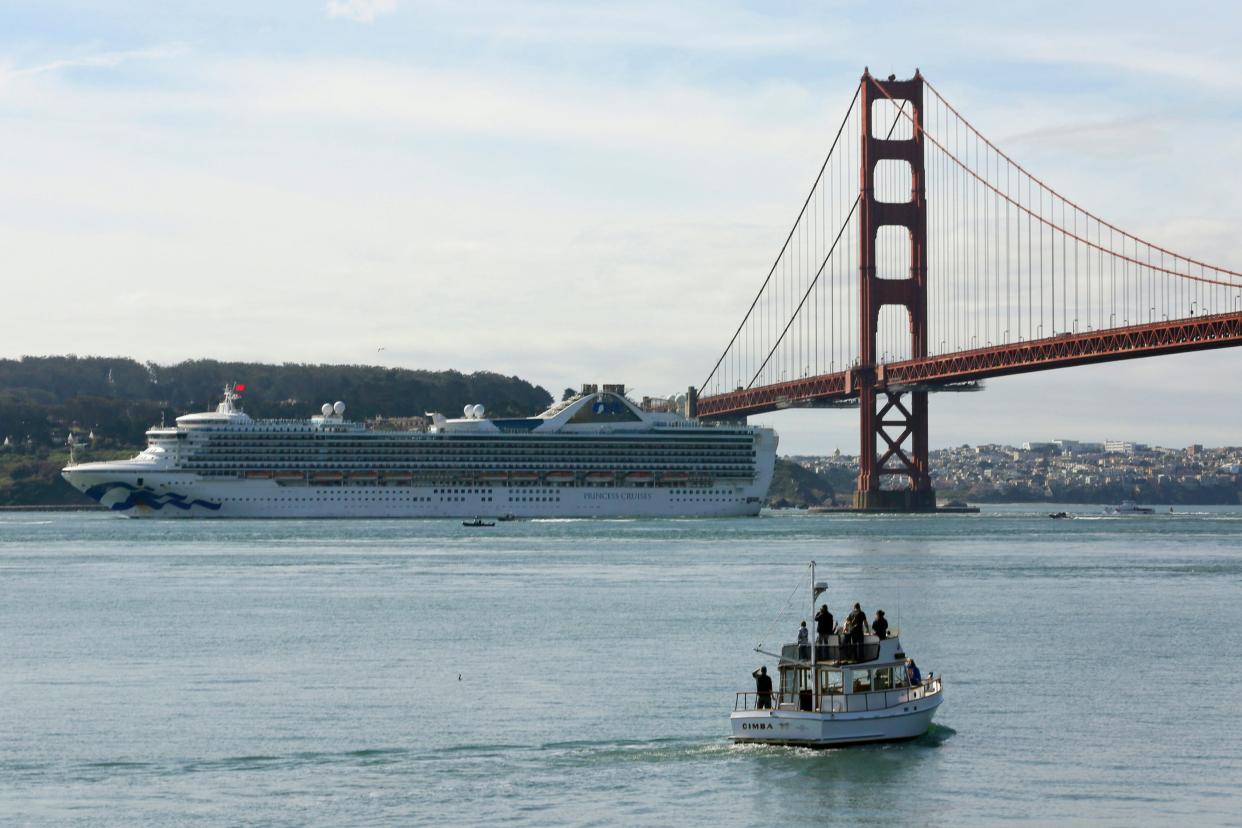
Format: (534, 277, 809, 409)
(945, 24, 1242, 92)
(326, 0, 397, 23)
(0, 43, 186, 84)
(437, 1, 845, 55)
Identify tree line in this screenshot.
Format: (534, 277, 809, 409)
(0, 356, 553, 447)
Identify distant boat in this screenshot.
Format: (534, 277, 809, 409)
(497, 514, 519, 522)
(1048, 511, 1070, 519)
(1105, 500, 1155, 515)
(462, 518, 495, 528)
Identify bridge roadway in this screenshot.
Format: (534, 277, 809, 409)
(697, 310, 1242, 419)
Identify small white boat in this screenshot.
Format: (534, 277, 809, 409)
(730, 562, 943, 748)
(1104, 500, 1155, 515)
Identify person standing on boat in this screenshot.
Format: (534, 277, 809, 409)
(907, 659, 922, 685)
(814, 604, 834, 643)
(797, 620, 810, 659)
(872, 609, 889, 639)
(846, 603, 868, 659)
(752, 666, 773, 709)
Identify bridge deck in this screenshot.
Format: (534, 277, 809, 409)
(698, 310, 1242, 419)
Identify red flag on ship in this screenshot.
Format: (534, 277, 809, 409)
(235, 384, 246, 392)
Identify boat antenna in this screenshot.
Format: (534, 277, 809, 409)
(755, 565, 808, 653)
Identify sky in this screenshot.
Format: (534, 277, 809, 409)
(2, 0, 1241, 454)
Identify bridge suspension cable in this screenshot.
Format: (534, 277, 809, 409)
(871, 78, 1242, 360)
(701, 90, 922, 397)
(700, 85, 860, 397)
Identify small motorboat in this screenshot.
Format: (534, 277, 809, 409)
(496, 514, 520, 522)
(1048, 511, 1070, 519)
(1104, 500, 1155, 515)
(730, 561, 943, 748)
(462, 518, 495, 528)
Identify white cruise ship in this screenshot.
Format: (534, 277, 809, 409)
(62, 384, 777, 519)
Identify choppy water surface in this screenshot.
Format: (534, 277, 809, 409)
(2, 506, 1241, 826)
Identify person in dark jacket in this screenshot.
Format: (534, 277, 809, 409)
(872, 609, 889, 639)
(752, 666, 773, 709)
(845, 603, 868, 659)
(814, 604, 834, 642)
(907, 659, 922, 685)
(846, 604, 869, 638)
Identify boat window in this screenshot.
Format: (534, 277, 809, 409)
(848, 668, 871, 693)
(892, 664, 908, 687)
(780, 667, 811, 694)
(872, 667, 892, 691)
(818, 669, 844, 695)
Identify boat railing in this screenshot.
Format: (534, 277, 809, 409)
(734, 677, 942, 713)
(780, 638, 882, 665)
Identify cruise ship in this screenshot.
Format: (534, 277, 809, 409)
(62, 384, 777, 519)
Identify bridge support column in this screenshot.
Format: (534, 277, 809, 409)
(853, 69, 936, 512)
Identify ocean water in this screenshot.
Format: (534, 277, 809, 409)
(2, 506, 1240, 826)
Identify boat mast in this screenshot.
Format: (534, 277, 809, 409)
(810, 560, 818, 706)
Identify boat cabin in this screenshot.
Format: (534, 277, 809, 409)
(770, 633, 926, 713)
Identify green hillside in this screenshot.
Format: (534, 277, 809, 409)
(767, 457, 852, 508)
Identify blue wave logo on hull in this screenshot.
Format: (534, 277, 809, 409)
(83, 482, 222, 512)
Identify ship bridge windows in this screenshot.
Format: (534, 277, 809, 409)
(568, 394, 642, 424)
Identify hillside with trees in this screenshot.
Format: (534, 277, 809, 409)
(766, 457, 850, 508)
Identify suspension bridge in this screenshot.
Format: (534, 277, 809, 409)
(692, 69, 1242, 512)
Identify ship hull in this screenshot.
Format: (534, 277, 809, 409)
(62, 468, 768, 519)
(730, 692, 942, 747)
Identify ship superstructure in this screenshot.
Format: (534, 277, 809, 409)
(62, 384, 777, 518)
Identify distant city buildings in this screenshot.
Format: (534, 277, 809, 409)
(787, 439, 1242, 504)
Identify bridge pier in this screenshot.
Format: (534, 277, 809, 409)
(854, 69, 937, 512)
(854, 384, 936, 511)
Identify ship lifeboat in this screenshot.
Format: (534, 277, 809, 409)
(479, 471, 509, 481)
(585, 471, 615, 483)
(274, 470, 304, 480)
(381, 470, 413, 481)
(659, 471, 689, 483)
(509, 471, 539, 482)
(244, 470, 274, 479)
(311, 471, 344, 482)
(625, 471, 654, 483)
(347, 470, 379, 481)
(545, 471, 575, 482)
